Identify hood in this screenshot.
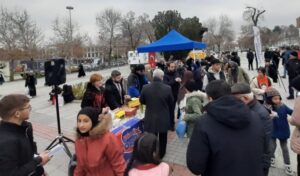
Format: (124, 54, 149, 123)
(208, 66, 220, 74)
(76, 113, 112, 138)
(185, 90, 207, 100)
(205, 95, 251, 129)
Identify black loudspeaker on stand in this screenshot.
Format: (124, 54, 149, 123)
(44, 59, 74, 158)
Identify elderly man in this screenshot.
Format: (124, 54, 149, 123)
(140, 69, 174, 159)
(231, 83, 273, 176)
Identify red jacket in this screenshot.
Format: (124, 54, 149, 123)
(74, 116, 125, 176)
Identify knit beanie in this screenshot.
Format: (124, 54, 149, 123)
(265, 87, 281, 98)
(77, 107, 101, 128)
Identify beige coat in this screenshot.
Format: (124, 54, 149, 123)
(290, 97, 300, 154)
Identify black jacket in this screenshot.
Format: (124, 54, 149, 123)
(78, 64, 86, 78)
(163, 70, 180, 101)
(104, 78, 125, 110)
(0, 121, 44, 176)
(248, 99, 273, 169)
(264, 51, 273, 62)
(286, 59, 300, 80)
(187, 95, 264, 176)
(266, 64, 278, 83)
(81, 83, 106, 110)
(247, 51, 254, 60)
(140, 78, 174, 133)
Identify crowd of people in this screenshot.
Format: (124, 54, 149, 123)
(0, 48, 300, 176)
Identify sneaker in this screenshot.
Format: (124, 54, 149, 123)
(285, 165, 293, 175)
(270, 158, 275, 167)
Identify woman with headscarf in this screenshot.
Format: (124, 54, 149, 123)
(74, 107, 126, 176)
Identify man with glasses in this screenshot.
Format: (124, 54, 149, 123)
(0, 94, 50, 175)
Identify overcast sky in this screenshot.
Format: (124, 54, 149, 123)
(1, 0, 300, 43)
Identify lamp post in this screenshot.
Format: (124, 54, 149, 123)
(66, 6, 74, 59)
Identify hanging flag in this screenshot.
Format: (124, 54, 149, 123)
(253, 26, 263, 65)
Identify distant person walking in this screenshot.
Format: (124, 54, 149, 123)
(25, 71, 37, 97)
(78, 63, 86, 78)
(0, 71, 4, 85)
(247, 49, 254, 71)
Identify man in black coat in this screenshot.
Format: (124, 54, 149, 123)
(232, 83, 273, 176)
(264, 48, 273, 62)
(163, 62, 181, 130)
(186, 80, 264, 176)
(140, 69, 174, 159)
(0, 94, 50, 175)
(286, 51, 300, 99)
(247, 49, 254, 70)
(105, 70, 130, 110)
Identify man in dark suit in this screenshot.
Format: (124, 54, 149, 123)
(105, 70, 130, 110)
(140, 69, 174, 159)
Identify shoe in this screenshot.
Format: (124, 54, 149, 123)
(285, 164, 293, 175)
(287, 96, 295, 100)
(270, 158, 275, 167)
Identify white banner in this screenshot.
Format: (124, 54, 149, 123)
(253, 26, 263, 65)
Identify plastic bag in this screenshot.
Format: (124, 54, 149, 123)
(176, 111, 187, 138)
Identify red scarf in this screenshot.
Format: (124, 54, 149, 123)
(257, 75, 270, 88)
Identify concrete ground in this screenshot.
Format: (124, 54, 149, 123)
(0, 53, 297, 176)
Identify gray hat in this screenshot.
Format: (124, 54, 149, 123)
(231, 83, 251, 95)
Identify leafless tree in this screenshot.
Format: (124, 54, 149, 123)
(139, 13, 155, 43)
(243, 6, 266, 26)
(203, 15, 235, 52)
(51, 17, 88, 59)
(0, 7, 43, 80)
(96, 8, 121, 61)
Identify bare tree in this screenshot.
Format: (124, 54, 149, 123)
(243, 6, 266, 26)
(121, 11, 143, 50)
(0, 7, 43, 80)
(139, 13, 155, 43)
(51, 16, 88, 59)
(203, 15, 235, 52)
(96, 8, 121, 61)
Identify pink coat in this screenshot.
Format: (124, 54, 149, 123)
(290, 97, 300, 154)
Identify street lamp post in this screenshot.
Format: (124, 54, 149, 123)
(66, 6, 74, 59)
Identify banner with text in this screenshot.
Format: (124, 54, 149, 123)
(253, 26, 263, 65)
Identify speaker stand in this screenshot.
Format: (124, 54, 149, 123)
(46, 85, 74, 158)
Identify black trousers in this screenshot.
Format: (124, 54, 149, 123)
(248, 59, 254, 70)
(288, 78, 295, 98)
(263, 167, 269, 176)
(154, 132, 168, 159)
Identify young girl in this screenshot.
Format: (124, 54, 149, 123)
(265, 87, 293, 175)
(74, 107, 126, 176)
(125, 133, 172, 176)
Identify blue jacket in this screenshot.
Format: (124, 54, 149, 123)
(272, 104, 293, 140)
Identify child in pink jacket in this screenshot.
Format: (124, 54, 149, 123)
(125, 133, 172, 176)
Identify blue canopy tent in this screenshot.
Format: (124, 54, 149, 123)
(137, 29, 206, 53)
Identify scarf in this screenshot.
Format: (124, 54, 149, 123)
(257, 75, 270, 88)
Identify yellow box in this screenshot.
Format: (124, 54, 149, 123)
(128, 98, 140, 108)
(115, 110, 125, 118)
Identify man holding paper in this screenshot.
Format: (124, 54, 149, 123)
(0, 94, 51, 176)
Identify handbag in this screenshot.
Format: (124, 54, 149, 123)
(176, 111, 186, 138)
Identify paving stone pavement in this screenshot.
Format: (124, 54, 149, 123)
(0, 54, 298, 176)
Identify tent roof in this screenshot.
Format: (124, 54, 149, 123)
(137, 29, 206, 53)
